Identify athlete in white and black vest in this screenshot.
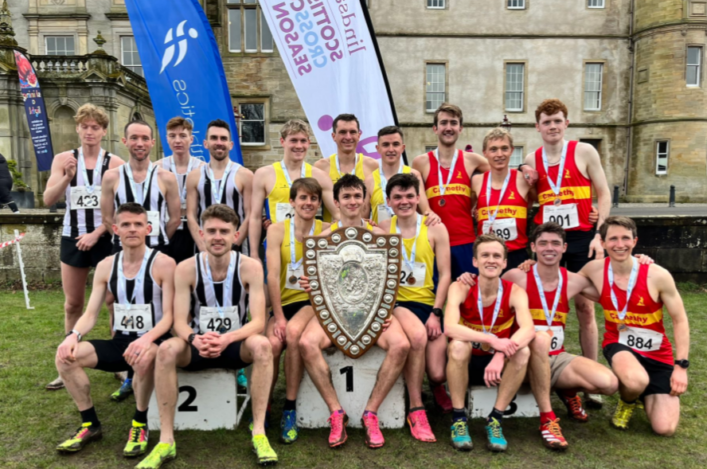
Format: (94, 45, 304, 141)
(143, 204, 278, 466)
(101, 120, 181, 255)
(43, 103, 125, 391)
(186, 119, 253, 256)
(55, 203, 176, 457)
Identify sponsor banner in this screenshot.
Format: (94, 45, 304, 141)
(14, 51, 54, 171)
(260, 0, 397, 160)
(125, 0, 242, 163)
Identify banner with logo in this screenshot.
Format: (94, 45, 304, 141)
(125, 0, 242, 163)
(260, 0, 399, 160)
(14, 51, 54, 172)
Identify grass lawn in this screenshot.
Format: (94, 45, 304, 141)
(1, 285, 705, 469)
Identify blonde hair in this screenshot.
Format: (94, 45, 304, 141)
(74, 104, 109, 129)
(482, 127, 514, 151)
(280, 119, 311, 140)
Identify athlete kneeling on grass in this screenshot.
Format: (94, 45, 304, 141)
(55, 203, 176, 457)
(444, 234, 535, 453)
(137, 204, 276, 468)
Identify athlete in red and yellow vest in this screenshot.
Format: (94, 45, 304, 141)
(459, 279, 516, 356)
(599, 258, 673, 366)
(526, 267, 570, 356)
(534, 141, 593, 232)
(477, 169, 528, 253)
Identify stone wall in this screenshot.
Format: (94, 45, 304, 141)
(0, 213, 63, 286)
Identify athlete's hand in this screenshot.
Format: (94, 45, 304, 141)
(193, 334, 213, 357)
(520, 165, 538, 186)
(364, 218, 378, 228)
(382, 316, 392, 332)
(491, 337, 518, 358)
(75, 231, 100, 251)
(635, 254, 655, 265)
(57, 335, 78, 363)
(425, 314, 442, 341)
(298, 275, 312, 293)
(588, 235, 605, 260)
(484, 353, 505, 387)
(202, 333, 229, 358)
(63, 156, 77, 180)
(273, 316, 288, 343)
(456, 272, 477, 287)
(517, 258, 537, 273)
(124, 335, 153, 367)
(261, 216, 272, 232)
(423, 211, 441, 226)
(588, 206, 599, 224)
(670, 367, 688, 396)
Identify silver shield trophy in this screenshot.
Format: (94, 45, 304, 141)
(304, 226, 402, 358)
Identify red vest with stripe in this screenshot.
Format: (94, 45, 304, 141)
(526, 268, 570, 356)
(476, 169, 528, 252)
(459, 279, 515, 356)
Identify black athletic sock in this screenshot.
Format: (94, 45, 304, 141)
(284, 399, 297, 411)
(409, 406, 425, 414)
(80, 407, 100, 427)
(452, 408, 467, 422)
(133, 408, 148, 425)
(488, 407, 504, 423)
(127, 368, 135, 381)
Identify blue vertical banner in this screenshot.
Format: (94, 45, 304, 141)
(124, 0, 242, 163)
(14, 51, 54, 171)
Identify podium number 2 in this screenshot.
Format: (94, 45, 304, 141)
(178, 385, 198, 412)
(339, 366, 354, 392)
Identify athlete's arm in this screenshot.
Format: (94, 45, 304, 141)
(465, 151, 490, 175)
(501, 268, 526, 286)
(100, 169, 118, 236)
(248, 167, 270, 259)
(431, 224, 451, 310)
(411, 154, 429, 179)
(160, 170, 182, 240)
(314, 169, 340, 221)
(444, 282, 494, 346)
(508, 284, 535, 349)
(172, 258, 197, 341)
(581, 144, 611, 257)
(266, 223, 287, 340)
(568, 271, 601, 302)
(469, 173, 482, 215)
(313, 158, 329, 172)
(43, 152, 74, 206)
(221, 257, 267, 345)
(185, 169, 205, 252)
(235, 168, 253, 247)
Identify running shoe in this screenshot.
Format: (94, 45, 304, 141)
(611, 399, 635, 430)
(252, 434, 278, 466)
(584, 392, 603, 409)
(540, 418, 569, 450)
(450, 420, 473, 451)
(280, 409, 299, 444)
(432, 384, 453, 413)
(111, 378, 134, 402)
(361, 412, 385, 449)
(327, 410, 348, 448)
(557, 391, 589, 422)
(135, 442, 176, 469)
(56, 423, 102, 453)
(407, 409, 436, 442)
(46, 376, 65, 391)
(485, 418, 508, 452)
(123, 420, 149, 457)
(237, 369, 248, 390)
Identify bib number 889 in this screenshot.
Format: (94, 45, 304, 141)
(492, 227, 512, 240)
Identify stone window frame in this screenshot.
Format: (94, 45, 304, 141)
(504, 60, 527, 113)
(233, 97, 271, 149)
(44, 35, 76, 56)
(226, 0, 275, 56)
(686, 45, 703, 88)
(587, 0, 606, 9)
(427, 0, 447, 10)
(119, 35, 143, 77)
(39, 32, 79, 56)
(425, 61, 448, 114)
(655, 140, 670, 176)
(507, 0, 527, 10)
(582, 60, 606, 112)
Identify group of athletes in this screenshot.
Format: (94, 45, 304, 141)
(44, 99, 691, 468)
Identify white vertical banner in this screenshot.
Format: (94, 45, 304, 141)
(260, 0, 397, 160)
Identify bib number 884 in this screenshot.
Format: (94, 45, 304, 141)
(626, 334, 653, 351)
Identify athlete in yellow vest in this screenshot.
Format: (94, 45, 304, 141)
(264, 177, 328, 444)
(319, 173, 382, 236)
(377, 173, 452, 442)
(365, 126, 440, 226)
(313, 114, 378, 222)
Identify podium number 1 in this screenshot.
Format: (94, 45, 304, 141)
(339, 366, 354, 392)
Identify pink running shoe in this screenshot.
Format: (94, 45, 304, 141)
(407, 409, 437, 442)
(433, 384, 453, 413)
(327, 410, 348, 448)
(361, 412, 385, 449)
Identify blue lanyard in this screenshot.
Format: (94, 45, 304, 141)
(541, 141, 568, 198)
(280, 160, 305, 187)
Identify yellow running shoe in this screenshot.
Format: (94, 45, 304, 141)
(135, 442, 176, 469)
(611, 399, 636, 430)
(123, 420, 149, 457)
(56, 422, 102, 453)
(252, 434, 278, 466)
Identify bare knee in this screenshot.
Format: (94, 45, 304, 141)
(530, 332, 551, 356)
(156, 340, 180, 366)
(622, 369, 650, 394)
(298, 333, 319, 360)
(652, 419, 678, 437)
(447, 340, 470, 364)
(55, 353, 78, 374)
(64, 298, 84, 316)
(269, 335, 284, 357)
(511, 346, 530, 368)
(427, 365, 446, 385)
(250, 335, 273, 362)
(598, 372, 619, 395)
(285, 324, 304, 350)
(408, 326, 427, 352)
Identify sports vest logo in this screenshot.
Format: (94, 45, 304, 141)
(637, 296, 645, 307)
(508, 191, 516, 200)
(160, 20, 199, 74)
(456, 170, 463, 179)
(565, 169, 571, 179)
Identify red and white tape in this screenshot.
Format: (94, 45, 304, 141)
(0, 232, 25, 250)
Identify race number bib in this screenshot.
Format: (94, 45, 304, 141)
(199, 306, 240, 334)
(400, 262, 426, 288)
(114, 304, 153, 333)
(543, 203, 580, 229)
(70, 187, 101, 210)
(147, 210, 160, 237)
(376, 204, 392, 223)
(286, 265, 305, 291)
(619, 326, 663, 352)
(482, 218, 518, 241)
(535, 325, 565, 352)
(276, 203, 295, 222)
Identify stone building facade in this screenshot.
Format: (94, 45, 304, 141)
(2, 0, 706, 203)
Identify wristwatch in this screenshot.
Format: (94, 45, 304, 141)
(66, 329, 82, 341)
(675, 359, 689, 369)
(432, 308, 443, 318)
(188, 333, 196, 345)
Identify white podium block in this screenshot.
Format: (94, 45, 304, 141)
(468, 383, 538, 419)
(297, 347, 405, 429)
(148, 369, 250, 431)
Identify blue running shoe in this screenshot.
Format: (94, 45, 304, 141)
(111, 378, 133, 402)
(280, 410, 299, 444)
(237, 369, 248, 389)
(485, 417, 508, 452)
(450, 420, 473, 451)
